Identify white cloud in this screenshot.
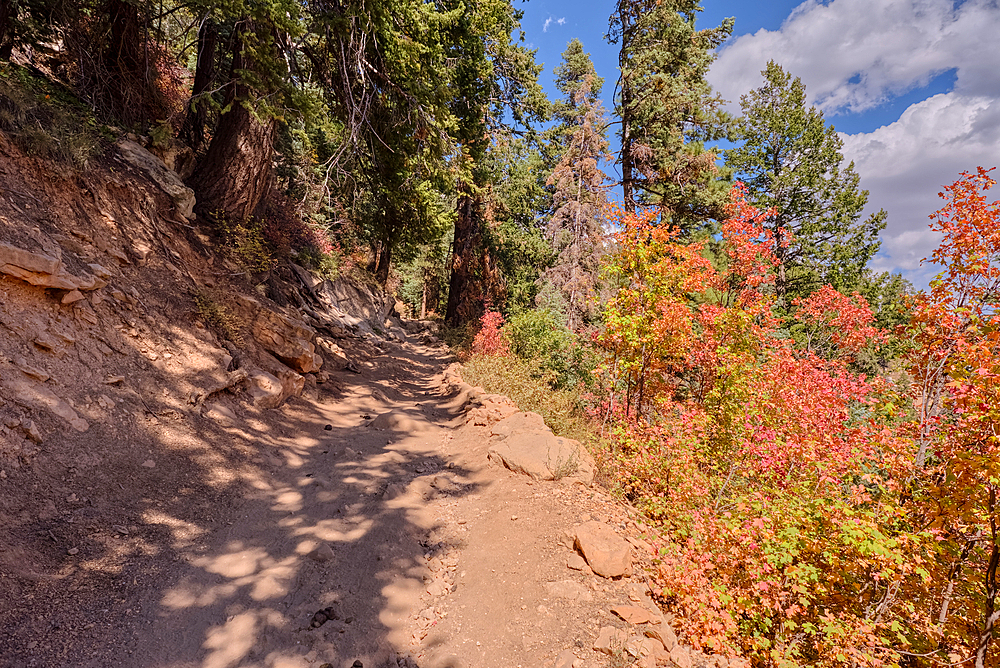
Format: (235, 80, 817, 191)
(708, 0, 1000, 286)
(841, 92, 1000, 283)
(712, 0, 1000, 114)
(543, 16, 566, 32)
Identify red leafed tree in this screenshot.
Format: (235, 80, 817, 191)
(905, 167, 1000, 667)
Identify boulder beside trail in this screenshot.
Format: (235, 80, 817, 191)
(486, 411, 595, 485)
(250, 305, 323, 374)
(574, 520, 632, 578)
(116, 139, 196, 220)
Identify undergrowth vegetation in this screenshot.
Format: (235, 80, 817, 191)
(0, 64, 106, 168)
(463, 174, 1000, 667)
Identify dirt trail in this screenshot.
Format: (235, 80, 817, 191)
(129, 333, 659, 668)
(5, 331, 666, 668)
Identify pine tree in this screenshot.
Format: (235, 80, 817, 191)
(541, 41, 611, 330)
(608, 0, 732, 231)
(442, 0, 547, 327)
(725, 61, 887, 301)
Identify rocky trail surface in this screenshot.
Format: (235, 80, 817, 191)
(2, 327, 719, 668)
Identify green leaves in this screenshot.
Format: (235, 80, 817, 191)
(725, 61, 887, 302)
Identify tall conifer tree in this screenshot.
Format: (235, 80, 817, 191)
(541, 40, 610, 329)
(608, 0, 732, 232)
(725, 61, 887, 301)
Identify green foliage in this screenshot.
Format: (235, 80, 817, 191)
(501, 309, 578, 384)
(725, 61, 887, 302)
(212, 215, 276, 274)
(0, 64, 104, 168)
(396, 235, 452, 318)
(609, 0, 733, 229)
(190, 288, 244, 344)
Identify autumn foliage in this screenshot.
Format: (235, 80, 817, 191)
(467, 171, 1000, 667)
(594, 174, 1000, 667)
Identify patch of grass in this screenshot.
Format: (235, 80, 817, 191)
(548, 447, 581, 480)
(461, 354, 601, 447)
(0, 63, 104, 169)
(191, 288, 245, 345)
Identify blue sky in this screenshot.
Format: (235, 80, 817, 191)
(516, 0, 1000, 288)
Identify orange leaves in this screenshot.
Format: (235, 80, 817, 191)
(928, 166, 1000, 310)
(597, 182, 944, 665)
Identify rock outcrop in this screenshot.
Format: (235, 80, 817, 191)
(244, 296, 324, 374)
(487, 411, 595, 485)
(116, 139, 196, 220)
(0, 241, 107, 292)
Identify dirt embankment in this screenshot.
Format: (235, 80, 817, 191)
(0, 136, 736, 668)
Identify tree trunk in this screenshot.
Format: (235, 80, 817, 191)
(421, 279, 427, 319)
(0, 0, 14, 61)
(374, 239, 392, 286)
(774, 216, 787, 300)
(445, 192, 482, 327)
(621, 82, 636, 214)
(188, 21, 276, 223)
(976, 485, 1000, 668)
(181, 17, 217, 152)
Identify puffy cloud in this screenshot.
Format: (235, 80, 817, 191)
(841, 92, 1000, 282)
(709, 0, 1000, 285)
(711, 0, 1000, 113)
(543, 16, 565, 33)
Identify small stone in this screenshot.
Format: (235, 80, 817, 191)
(611, 604, 653, 625)
(88, 263, 111, 279)
(15, 358, 49, 382)
(625, 634, 644, 657)
(426, 581, 449, 597)
(645, 623, 678, 651)
(567, 553, 588, 570)
(97, 395, 114, 409)
(23, 420, 42, 444)
(554, 649, 577, 668)
(575, 521, 632, 578)
(141, 459, 156, 468)
(32, 333, 60, 351)
(105, 376, 125, 384)
(419, 607, 435, 620)
(61, 289, 85, 305)
(308, 543, 335, 562)
(67, 547, 79, 555)
(670, 644, 693, 668)
(640, 636, 665, 655)
(593, 626, 629, 655)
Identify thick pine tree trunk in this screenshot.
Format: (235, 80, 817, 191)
(374, 240, 392, 286)
(445, 192, 482, 327)
(188, 22, 276, 223)
(181, 18, 217, 152)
